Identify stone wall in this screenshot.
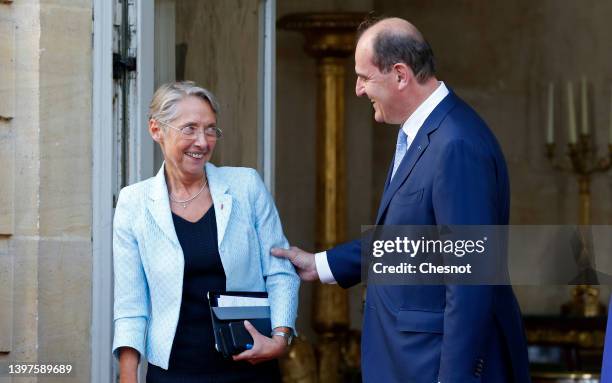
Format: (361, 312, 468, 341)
(0, 1, 93, 382)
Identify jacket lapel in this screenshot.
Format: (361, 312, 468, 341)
(375, 135, 430, 223)
(375, 92, 458, 224)
(381, 155, 394, 196)
(146, 164, 181, 248)
(206, 163, 233, 247)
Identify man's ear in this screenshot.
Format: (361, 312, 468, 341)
(393, 63, 413, 90)
(149, 119, 163, 143)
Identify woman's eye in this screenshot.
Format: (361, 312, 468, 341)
(182, 126, 196, 135)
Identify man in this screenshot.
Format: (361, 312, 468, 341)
(273, 17, 530, 382)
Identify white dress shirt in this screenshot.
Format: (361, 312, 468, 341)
(315, 82, 450, 284)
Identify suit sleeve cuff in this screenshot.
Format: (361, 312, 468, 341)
(315, 251, 337, 284)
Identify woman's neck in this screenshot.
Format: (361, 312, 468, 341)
(164, 165, 206, 198)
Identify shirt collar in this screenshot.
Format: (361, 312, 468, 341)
(400, 81, 449, 144)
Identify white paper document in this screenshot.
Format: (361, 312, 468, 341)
(217, 295, 270, 307)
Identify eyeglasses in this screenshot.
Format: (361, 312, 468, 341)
(157, 120, 223, 140)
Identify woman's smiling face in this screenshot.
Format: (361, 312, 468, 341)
(158, 95, 218, 180)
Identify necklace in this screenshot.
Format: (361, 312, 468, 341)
(169, 177, 208, 208)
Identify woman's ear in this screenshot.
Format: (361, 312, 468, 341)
(149, 119, 163, 143)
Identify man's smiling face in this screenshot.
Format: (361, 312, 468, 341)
(354, 36, 403, 125)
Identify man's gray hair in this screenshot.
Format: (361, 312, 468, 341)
(358, 17, 436, 84)
(148, 81, 220, 123)
(372, 30, 435, 83)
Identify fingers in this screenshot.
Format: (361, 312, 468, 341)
(243, 320, 263, 340)
(232, 349, 255, 361)
(233, 349, 266, 363)
(233, 352, 270, 364)
(233, 321, 263, 362)
(235, 357, 263, 365)
(272, 246, 319, 282)
(271, 247, 294, 260)
(233, 322, 288, 364)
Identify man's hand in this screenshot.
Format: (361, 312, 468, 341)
(232, 321, 288, 365)
(271, 246, 319, 282)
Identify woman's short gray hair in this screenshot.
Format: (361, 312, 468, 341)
(148, 81, 220, 123)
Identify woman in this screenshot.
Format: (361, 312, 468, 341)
(112, 81, 299, 383)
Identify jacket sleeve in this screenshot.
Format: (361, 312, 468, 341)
(432, 139, 499, 381)
(327, 239, 362, 288)
(250, 170, 300, 333)
(112, 187, 150, 359)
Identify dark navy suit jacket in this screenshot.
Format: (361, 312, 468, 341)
(602, 302, 612, 381)
(327, 91, 531, 382)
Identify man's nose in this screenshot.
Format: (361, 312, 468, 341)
(355, 78, 365, 97)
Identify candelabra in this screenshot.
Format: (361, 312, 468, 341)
(546, 136, 612, 225)
(544, 78, 612, 317)
(546, 135, 612, 317)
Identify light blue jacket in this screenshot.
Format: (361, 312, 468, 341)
(112, 162, 299, 369)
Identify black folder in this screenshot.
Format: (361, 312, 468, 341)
(207, 291, 272, 358)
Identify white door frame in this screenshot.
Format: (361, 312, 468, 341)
(259, 0, 276, 193)
(133, 0, 155, 183)
(91, 1, 276, 382)
(91, 0, 114, 382)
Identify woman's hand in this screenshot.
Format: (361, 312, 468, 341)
(232, 321, 289, 365)
(118, 347, 140, 383)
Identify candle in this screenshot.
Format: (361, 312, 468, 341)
(581, 75, 588, 135)
(567, 81, 577, 144)
(547, 82, 554, 144)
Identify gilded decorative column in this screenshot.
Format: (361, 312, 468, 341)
(278, 13, 365, 383)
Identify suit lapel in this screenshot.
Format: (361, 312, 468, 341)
(146, 164, 181, 248)
(206, 163, 232, 247)
(375, 92, 458, 224)
(376, 135, 429, 223)
(375, 154, 396, 222)
(381, 155, 394, 195)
